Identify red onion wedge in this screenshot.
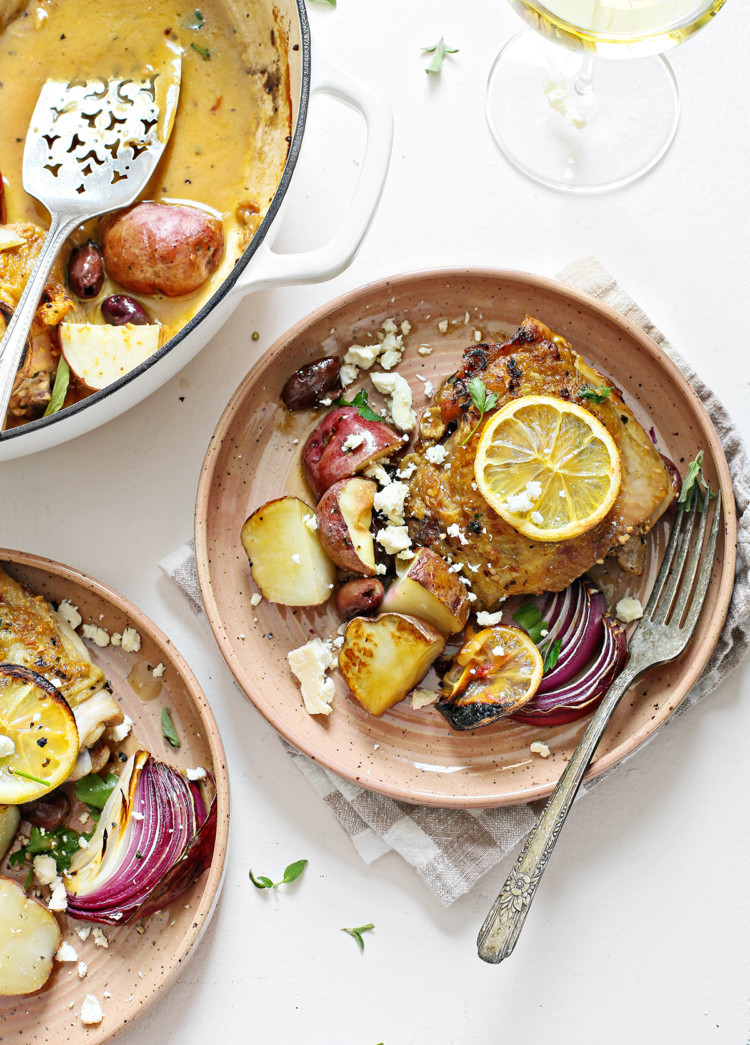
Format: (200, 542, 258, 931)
(65, 751, 216, 925)
(512, 615, 627, 726)
(537, 584, 606, 692)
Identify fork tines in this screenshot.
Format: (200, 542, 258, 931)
(640, 488, 722, 640)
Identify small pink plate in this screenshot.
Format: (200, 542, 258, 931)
(194, 268, 735, 808)
(0, 549, 229, 1043)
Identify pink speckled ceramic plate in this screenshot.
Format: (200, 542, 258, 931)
(194, 268, 735, 808)
(0, 549, 229, 1043)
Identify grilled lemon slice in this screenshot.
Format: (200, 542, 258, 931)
(474, 395, 621, 542)
(437, 625, 544, 731)
(0, 665, 79, 804)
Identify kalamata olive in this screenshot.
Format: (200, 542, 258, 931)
(101, 294, 151, 326)
(20, 790, 70, 831)
(67, 240, 105, 299)
(281, 356, 342, 411)
(335, 577, 384, 620)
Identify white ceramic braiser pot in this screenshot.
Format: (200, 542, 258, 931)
(0, 0, 392, 461)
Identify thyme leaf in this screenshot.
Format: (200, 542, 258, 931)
(341, 923, 375, 950)
(460, 377, 498, 446)
(422, 37, 458, 74)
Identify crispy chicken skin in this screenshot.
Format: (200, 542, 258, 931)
(405, 316, 677, 609)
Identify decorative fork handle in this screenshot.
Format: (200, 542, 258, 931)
(0, 213, 80, 429)
(477, 660, 641, 963)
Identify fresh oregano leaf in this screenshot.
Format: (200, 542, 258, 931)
(341, 923, 375, 950)
(75, 771, 118, 811)
(543, 639, 562, 673)
(160, 707, 180, 748)
(334, 387, 381, 422)
(44, 356, 70, 417)
(281, 859, 308, 885)
(422, 37, 458, 74)
(578, 385, 612, 404)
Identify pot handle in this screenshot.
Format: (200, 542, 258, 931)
(230, 51, 392, 295)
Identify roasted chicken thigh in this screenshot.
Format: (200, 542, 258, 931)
(405, 316, 677, 609)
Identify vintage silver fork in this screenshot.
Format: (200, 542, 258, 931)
(477, 489, 723, 964)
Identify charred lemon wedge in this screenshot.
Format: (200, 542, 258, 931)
(474, 395, 621, 542)
(437, 625, 543, 731)
(0, 664, 78, 804)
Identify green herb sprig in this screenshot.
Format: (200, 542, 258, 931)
(334, 387, 381, 423)
(44, 356, 70, 417)
(578, 385, 612, 404)
(161, 707, 180, 748)
(249, 859, 308, 890)
(190, 42, 211, 60)
(341, 923, 375, 950)
(8, 824, 92, 875)
(543, 639, 562, 673)
(512, 603, 549, 644)
(422, 38, 458, 74)
(461, 377, 498, 447)
(75, 771, 118, 816)
(677, 451, 713, 511)
(185, 9, 205, 29)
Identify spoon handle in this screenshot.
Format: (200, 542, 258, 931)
(0, 213, 78, 430)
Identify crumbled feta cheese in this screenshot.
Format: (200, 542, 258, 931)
(370, 371, 416, 432)
(539, 629, 549, 638)
(49, 879, 68, 911)
(58, 600, 82, 630)
(400, 320, 411, 335)
(78, 836, 90, 850)
(120, 627, 141, 653)
(78, 961, 88, 979)
(80, 995, 103, 1026)
(397, 461, 417, 480)
(423, 381, 435, 398)
(33, 854, 58, 886)
(424, 444, 448, 466)
(364, 461, 392, 487)
(339, 363, 359, 387)
(467, 592, 477, 602)
(373, 481, 409, 526)
(92, 928, 109, 948)
(475, 609, 505, 626)
(417, 344, 433, 356)
(381, 318, 398, 335)
(55, 941, 78, 963)
(616, 596, 644, 624)
(437, 319, 448, 333)
(76, 927, 91, 942)
(303, 513, 318, 533)
(446, 523, 469, 546)
(291, 553, 301, 565)
(0, 734, 14, 759)
(411, 688, 439, 710)
(375, 525, 412, 556)
(152, 662, 166, 678)
(287, 638, 336, 716)
(82, 624, 109, 647)
(341, 433, 365, 453)
(504, 480, 543, 514)
(530, 510, 544, 525)
(530, 741, 551, 758)
(375, 563, 388, 576)
(345, 344, 380, 369)
(186, 766, 207, 781)
(474, 330, 483, 342)
(106, 715, 132, 743)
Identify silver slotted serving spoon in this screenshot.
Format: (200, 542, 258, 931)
(477, 489, 723, 964)
(0, 61, 181, 429)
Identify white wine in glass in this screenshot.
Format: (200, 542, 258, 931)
(487, 0, 727, 191)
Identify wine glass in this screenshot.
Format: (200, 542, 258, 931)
(487, 0, 727, 193)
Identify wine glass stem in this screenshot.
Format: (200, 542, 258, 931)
(574, 54, 596, 96)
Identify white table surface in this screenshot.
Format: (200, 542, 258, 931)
(4, 1, 750, 1042)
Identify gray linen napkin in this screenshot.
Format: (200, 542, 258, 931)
(161, 258, 750, 906)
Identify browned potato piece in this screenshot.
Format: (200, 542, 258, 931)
(241, 496, 337, 606)
(60, 322, 161, 391)
(339, 613, 445, 716)
(316, 477, 377, 576)
(102, 202, 224, 297)
(380, 547, 470, 635)
(0, 877, 61, 995)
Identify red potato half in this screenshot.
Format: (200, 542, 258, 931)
(0, 876, 61, 995)
(301, 407, 403, 500)
(316, 477, 377, 576)
(102, 202, 225, 298)
(60, 322, 161, 391)
(380, 547, 470, 636)
(241, 496, 337, 606)
(338, 612, 445, 716)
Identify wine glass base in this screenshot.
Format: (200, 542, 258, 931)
(487, 30, 680, 193)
